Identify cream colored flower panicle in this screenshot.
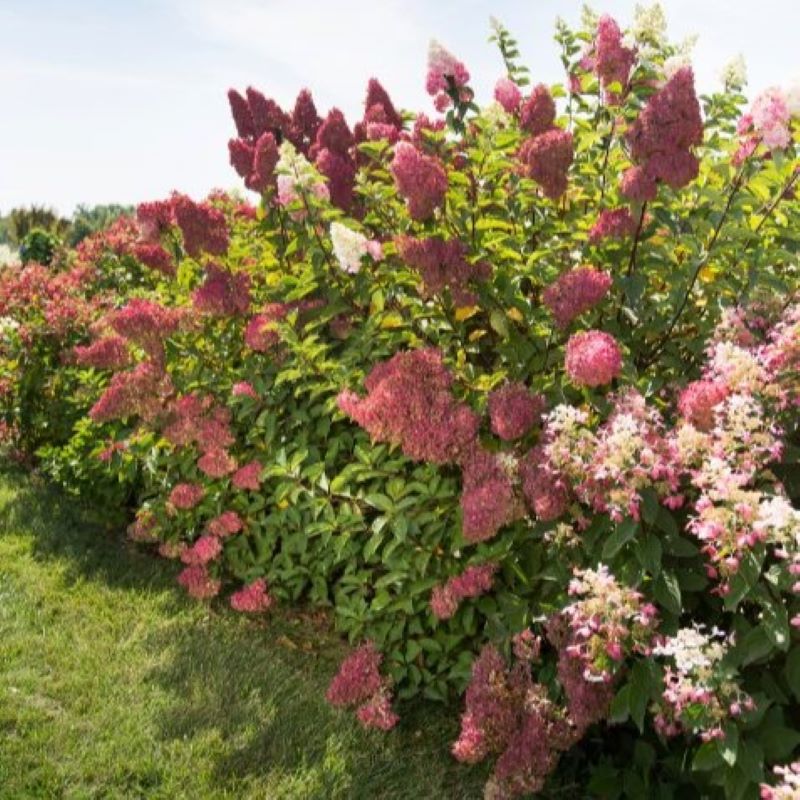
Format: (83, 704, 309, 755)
(720, 54, 747, 90)
(632, 3, 667, 45)
(330, 222, 369, 274)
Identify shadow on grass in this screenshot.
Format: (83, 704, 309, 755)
(0, 466, 487, 799)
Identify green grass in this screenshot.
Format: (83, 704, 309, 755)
(0, 469, 486, 799)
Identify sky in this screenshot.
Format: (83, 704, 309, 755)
(1, 0, 798, 215)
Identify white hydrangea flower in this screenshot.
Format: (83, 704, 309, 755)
(632, 3, 667, 44)
(720, 54, 747, 90)
(0, 243, 20, 268)
(480, 101, 511, 129)
(329, 222, 368, 274)
(653, 624, 727, 675)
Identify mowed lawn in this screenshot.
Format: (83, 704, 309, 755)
(0, 469, 486, 799)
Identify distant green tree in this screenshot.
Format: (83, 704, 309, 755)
(20, 227, 60, 265)
(9, 205, 69, 243)
(66, 204, 134, 247)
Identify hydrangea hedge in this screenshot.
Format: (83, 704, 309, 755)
(1, 8, 799, 798)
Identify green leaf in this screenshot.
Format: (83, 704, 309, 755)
(602, 518, 639, 560)
(693, 741, 725, 771)
(653, 571, 681, 615)
(784, 646, 800, 701)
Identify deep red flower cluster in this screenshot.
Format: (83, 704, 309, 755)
(337, 348, 479, 465)
(244, 303, 291, 352)
(622, 67, 703, 200)
(543, 266, 613, 328)
(395, 235, 491, 306)
(108, 298, 183, 365)
(231, 460, 262, 490)
(205, 510, 244, 537)
(172, 193, 230, 258)
(390, 142, 448, 220)
(192, 263, 251, 317)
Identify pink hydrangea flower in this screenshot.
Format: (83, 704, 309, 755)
(426, 39, 470, 96)
(177, 564, 221, 599)
(230, 578, 273, 612)
(180, 534, 223, 566)
(677, 380, 729, 430)
(206, 510, 244, 537)
(494, 77, 522, 113)
(232, 381, 258, 399)
(192, 264, 251, 317)
(622, 67, 703, 199)
(488, 382, 545, 440)
(543, 267, 613, 328)
(749, 87, 792, 150)
(593, 15, 636, 103)
(430, 563, 497, 620)
(337, 348, 479, 465)
(564, 330, 622, 387)
(519, 84, 556, 135)
(326, 642, 384, 707)
(588, 208, 637, 243)
(172, 193, 229, 257)
(169, 482, 205, 510)
(132, 242, 175, 275)
(232, 461, 263, 490)
(73, 336, 130, 370)
(197, 448, 237, 479)
(356, 690, 399, 731)
(519, 129, 574, 199)
(390, 142, 448, 221)
(89, 361, 173, 423)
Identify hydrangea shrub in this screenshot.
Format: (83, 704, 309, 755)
(1, 8, 799, 798)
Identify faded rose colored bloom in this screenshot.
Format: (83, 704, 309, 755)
(622, 67, 703, 199)
(180, 534, 223, 566)
(426, 39, 470, 96)
(206, 510, 244, 537)
(136, 199, 175, 244)
(356, 690, 399, 731)
(73, 336, 130, 370)
(337, 348, 479, 465)
(519, 84, 556, 135)
(565, 330, 622, 387)
(396, 235, 490, 306)
(593, 15, 636, 102)
(430, 563, 497, 620)
(244, 304, 290, 352)
(230, 578, 273, 612)
(197, 448, 237, 478)
(460, 444, 522, 543)
(519, 445, 571, 522)
(232, 461, 263, 490)
(326, 642, 384, 707)
(390, 141, 448, 220)
(588, 208, 637, 243)
(89, 361, 172, 423)
(169, 482, 205, 510)
(488, 382, 545, 440)
(543, 267, 613, 328)
(177, 565, 221, 599)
